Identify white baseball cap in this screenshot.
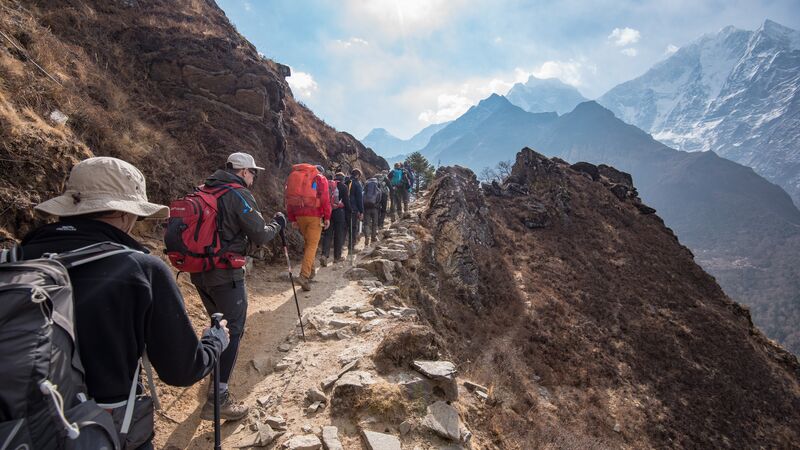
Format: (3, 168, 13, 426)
(35, 157, 169, 219)
(227, 152, 265, 170)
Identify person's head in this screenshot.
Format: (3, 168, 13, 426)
(225, 152, 264, 187)
(315, 164, 326, 176)
(35, 157, 168, 234)
(351, 168, 362, 179)
(394, 162, 402, 169)
(334, 171, 345, 181)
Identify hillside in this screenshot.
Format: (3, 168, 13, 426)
(409, 150, 800, 448)
(599, 20, 800, 206)
(417, 96, 800, 355)
(0, 0, 386, 243)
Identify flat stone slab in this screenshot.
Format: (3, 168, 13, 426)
(422, 401, 461, 441)
(361, 430, 401, 450)
(283, 434, 322, 450)
(329, 319, 359, 329)
(412, 360, 457, 380)
(322, 426, 344, 450)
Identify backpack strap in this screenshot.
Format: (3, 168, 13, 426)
(0, 245, 21, 263)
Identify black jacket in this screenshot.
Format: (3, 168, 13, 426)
(22, 219, 223, 403)
(347, 178, 364, 214)
(331, 178, 351, 212)
(191, 169, 281, 286)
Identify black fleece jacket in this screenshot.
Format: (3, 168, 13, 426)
(22, 219, 223, 403)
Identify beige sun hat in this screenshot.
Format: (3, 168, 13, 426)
(227, 152, 265, 170)
(35, 156, 169, 219)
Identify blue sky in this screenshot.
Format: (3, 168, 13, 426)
(216, 0, 800, 139)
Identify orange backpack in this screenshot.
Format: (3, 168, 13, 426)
(285, 163, 320, 208)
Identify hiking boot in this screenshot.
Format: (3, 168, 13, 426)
(200, 390, 249, 421)
(365, 237, 371, 246)
(320, 256, 328, 267)
(309, 268, 317, 280)
(334, 256, 344, 263)
(298, 274, 312, 291)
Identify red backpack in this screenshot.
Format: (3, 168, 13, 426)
(329, 179, 343, 209)
(285, 164, 320, 209)
(164, 184, 247, 273)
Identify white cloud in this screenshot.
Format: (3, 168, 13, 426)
(494, 36, 503, 44)
(341, 0, 470, 41)
(530, 60, 592, 86)
(665, 44, 679, 55)
(608, 27, 641, 46)
(243, 1, 252, 12)
(287, 70, 318, 99)
(418, 93, 474, 123)
(333, 37, 369, 48)
(621, 48, 638, 57)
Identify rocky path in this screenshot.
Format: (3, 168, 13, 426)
(151, 199, 483, 449)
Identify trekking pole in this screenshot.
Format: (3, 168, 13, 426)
(280, 229, 306, 341)
(211, 313, 224, 450)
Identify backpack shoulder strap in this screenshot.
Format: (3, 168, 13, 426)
(54, 242, 142, 269)
(0, 245, 21, 263)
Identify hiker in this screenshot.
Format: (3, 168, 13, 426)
(404, 161, 417, 194)
(389, 162, 407, 221)
(377, 170, 390, 228)
(19, 156, 230, 449)
(286, 164, 331, 290)
(346, 168, 364, 255)
(321, 171, 350, 266)
(363, 175, 383, 245)
(189, 152, 286, 421)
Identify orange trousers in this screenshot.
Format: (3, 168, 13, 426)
(296, 216, 322, 278)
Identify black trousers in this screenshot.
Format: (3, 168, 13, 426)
(322, 208, 346, 259)
(378, 194, 388, 227)
(193, 278, 247, 384)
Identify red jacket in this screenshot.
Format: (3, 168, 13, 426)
(287, 174, 332, 221)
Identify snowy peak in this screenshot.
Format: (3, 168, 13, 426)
(506, 75, 587, 114)
(599, 20, 800, 205)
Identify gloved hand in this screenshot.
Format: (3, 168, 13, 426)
(202, 319, 230, 351)
(273, 212, 287, 230)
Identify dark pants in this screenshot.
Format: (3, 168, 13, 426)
(364, 207, 379, 243)
(322, 208, 346, 259)
(346, 210, 361, 254)
(391, 187, 403, 220)
(193, 279, 247, 384)
(378, 194, 388, 227)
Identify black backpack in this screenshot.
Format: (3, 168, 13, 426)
(0, 242, 136, 450)
(364, 180, 381, 207)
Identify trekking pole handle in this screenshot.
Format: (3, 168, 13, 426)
(211, 313, 223, 328)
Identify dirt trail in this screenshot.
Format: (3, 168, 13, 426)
(151, 202, 436, 449)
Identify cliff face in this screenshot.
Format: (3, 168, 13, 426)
(408, 149, 800, 448)
(0, 0, 386, 240)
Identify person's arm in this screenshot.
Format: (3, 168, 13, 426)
(318, 176, 332, 221)
(232, 188, 282, 245)
(339, 183, 351, 210)
(143, 257, 226, 386)
(355, 183, 364, 213)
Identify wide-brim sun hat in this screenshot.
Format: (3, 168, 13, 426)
(35, 156, 169, 219)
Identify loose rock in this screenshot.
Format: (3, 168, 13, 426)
(306, 387, 328, 404)
(361, 430, 401, 450)
(422, 401, 461, 441)
(283, 434, 322, 450)
(321, 426, 344, 450)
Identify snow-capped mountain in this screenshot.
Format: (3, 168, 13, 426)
(599, 19, 800, 205)
(506, 75, 588, 114)
(362, 122, 450, 159)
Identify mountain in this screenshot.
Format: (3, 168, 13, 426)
(0, 0, 386, 246)
(599, 19, 800, 206)
(414, 155, 800, 448)
(362, 122, 450, 159)
(506, 75, 588, 114)
(419, 96, 800, 354)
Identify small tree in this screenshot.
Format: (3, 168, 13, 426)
(479, 160, 513, 183)
(405, 151, 435, 192)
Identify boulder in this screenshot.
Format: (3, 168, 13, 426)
(283, 434, 322, 450)
(331, 371, 376, 413)
(422, 401, 461, 441)
(570, 161, 599, 181)
(306, 387, 328, 404)
(322, 426, 344, 450)
(412, 360, 458, 400)
(361, 430, 401, 450)
(345, 268, 377, 281)
(373, 326, 440, 373)
(357, 259, 396, 283)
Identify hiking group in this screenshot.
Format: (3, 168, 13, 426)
(0, 152, 415, 449)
